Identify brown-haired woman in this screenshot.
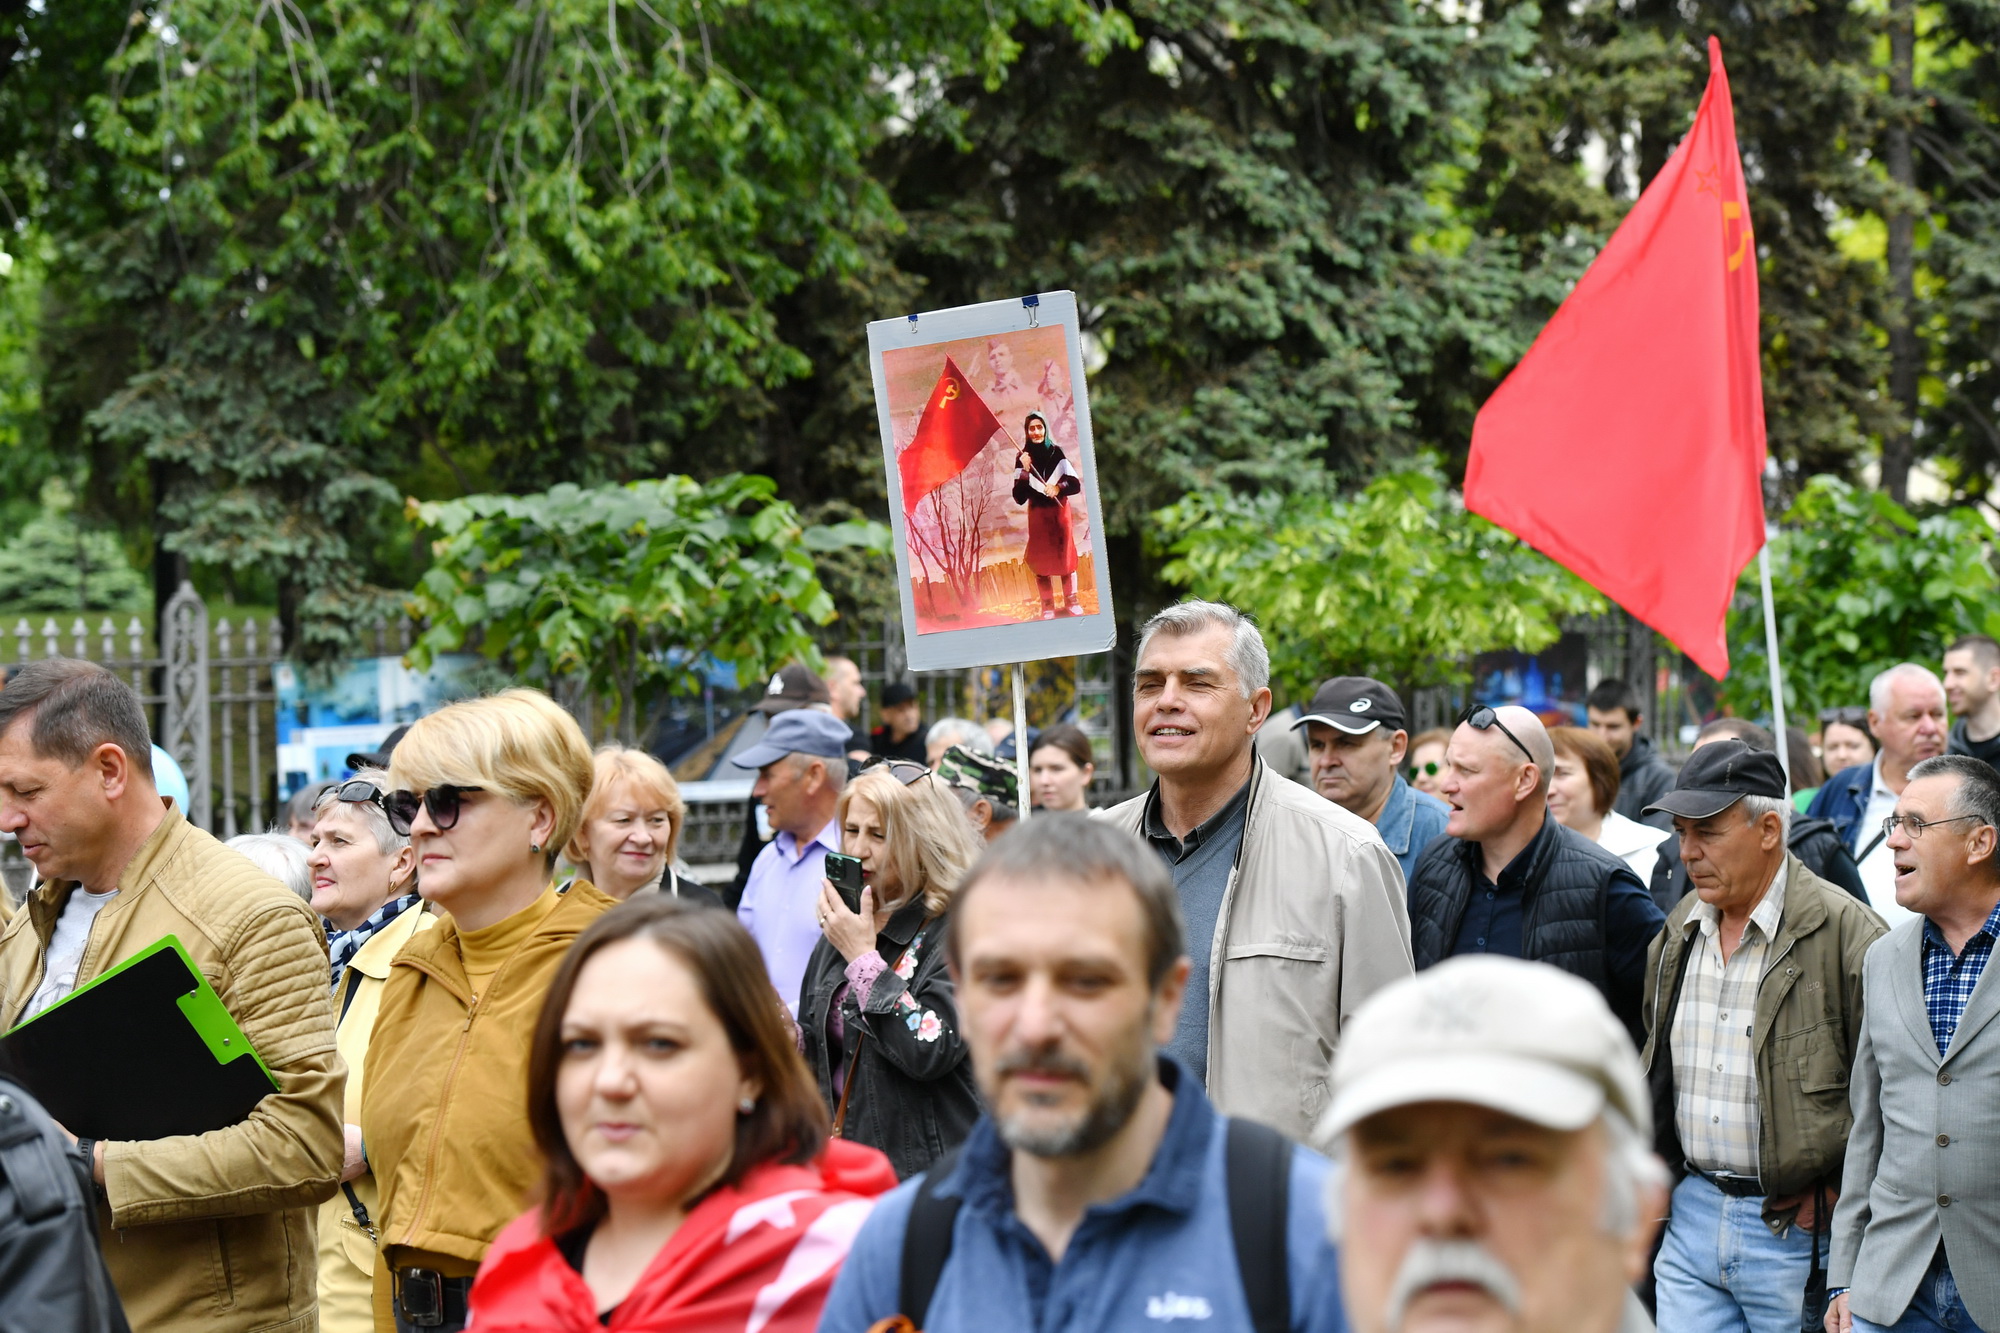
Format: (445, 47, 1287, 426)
(1547, 726, 1669, 879)
(362, 689, 617, 1332)
(1028, 723, 1096, 812)
(800, 765, 982, 1179)
(464, 898, 896, 1331)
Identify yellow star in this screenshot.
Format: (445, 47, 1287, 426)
(1695, 163, 1721, 199)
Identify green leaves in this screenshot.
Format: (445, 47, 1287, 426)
(405, 473, 886, 735)
(1154, 460, 1603, 701)
(1725, 476, 2000, 718)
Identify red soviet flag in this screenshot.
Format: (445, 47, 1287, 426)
(1466, 37, 1765, 680)
(898, 356, 1004, 514)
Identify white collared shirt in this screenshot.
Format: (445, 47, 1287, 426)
(1856, 759, 1915, 929)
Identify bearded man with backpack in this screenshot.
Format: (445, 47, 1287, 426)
(817, 816, 1348, 1333)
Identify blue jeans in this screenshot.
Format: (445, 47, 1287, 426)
(1655, 1173, 1816, 1333)
(1854, 1249, 1987, 1332)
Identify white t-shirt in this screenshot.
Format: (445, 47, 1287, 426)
(1855, 759, 1913, 930)
(27, 887, 118, 1018)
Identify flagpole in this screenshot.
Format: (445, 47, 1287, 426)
(1012, 664, 1031, 822)
(1757, 540, 1791, 795)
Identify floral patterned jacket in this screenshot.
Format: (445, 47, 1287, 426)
(798, 897, 979, 1180)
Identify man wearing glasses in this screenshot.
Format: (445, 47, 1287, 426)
(1828, 755, 2000, 1332)
(1638, 740, 1884, 1332)
(1407, 702, 1664, 1045)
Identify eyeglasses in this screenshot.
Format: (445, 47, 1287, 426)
(865, 759, 932, 787)
(1882, 812, 1988, 841)
(1408, 761, 1440, 779)
(1819, 707, 1870, 729)
(1459, 705, 1533, 764)
(384, 785, 484, 836)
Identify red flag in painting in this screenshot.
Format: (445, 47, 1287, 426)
(1466, 37, 1765, 680)
(898, 356, 1004, 513)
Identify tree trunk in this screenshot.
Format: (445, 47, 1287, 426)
(1880, 0, 1920, 504)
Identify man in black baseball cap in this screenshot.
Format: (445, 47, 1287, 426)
(1637, 739, 1885, 1330)
(1291, 676, 1448, 883)
(869, 681, 927, 764)
(752, 663, 831, 716)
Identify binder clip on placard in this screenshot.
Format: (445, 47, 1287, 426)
(1022, 293, 1040, 327)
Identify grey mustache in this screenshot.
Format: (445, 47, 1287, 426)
(1384, 1239, 1523, 1330)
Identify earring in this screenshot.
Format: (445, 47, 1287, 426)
(529, 843, 541, 854)
(738, 1095, 756, 1115)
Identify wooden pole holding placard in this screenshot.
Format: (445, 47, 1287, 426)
(1012, 664, 1031, 822)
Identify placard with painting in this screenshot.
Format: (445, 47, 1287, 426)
(866, 291, 1115, 671)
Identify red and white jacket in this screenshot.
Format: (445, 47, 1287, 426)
(466, 1141, 897, 1333)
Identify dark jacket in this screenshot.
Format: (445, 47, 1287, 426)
(0, 1079, 130, 1333)
(799, 898, 979, 1181)
(1408, 813, 1664, 1045)
(1640, 857, 1885, 1202)
(1805, 761, 1875, 851)
(1647, 813, 1868, 916)
(1614, 733, 1678, 830)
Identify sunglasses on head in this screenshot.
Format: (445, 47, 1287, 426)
(1459, 705, 1533, 763)
(865, 759, 932, 787)
(383, 784, 484, 836)
(1819, 706, 1870, 729)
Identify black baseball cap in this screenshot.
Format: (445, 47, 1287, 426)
(1292, 676, 1407, 735)
(1645, 739, 1787, 820)
(881, 681, 917, 708)
(346, 723, 411, 772)
(752, 664, 831, 716)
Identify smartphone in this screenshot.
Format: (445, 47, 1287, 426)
(824, 853, 866, 913)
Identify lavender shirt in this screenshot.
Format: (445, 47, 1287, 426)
(737, 817, 842, 1016)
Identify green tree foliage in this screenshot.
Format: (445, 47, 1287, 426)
(1155, 463, 1604, 702)
(0, 481, 149, 611)
(1724, 476, 2000, 719)
(406, 473, 888, 738)
(0, 0, 1124, 651)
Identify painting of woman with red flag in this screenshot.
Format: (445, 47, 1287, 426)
(867, 292, 1113, 671)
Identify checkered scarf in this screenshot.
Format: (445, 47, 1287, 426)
(327, 892, 422, 991)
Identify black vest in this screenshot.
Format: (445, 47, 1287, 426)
(1408, 815, 1630, 997)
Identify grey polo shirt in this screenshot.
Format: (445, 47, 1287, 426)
(1141, 779, 1251, 1084)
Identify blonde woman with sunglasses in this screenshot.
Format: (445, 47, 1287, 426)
(797, 763, 981, 1179)
(361, 690, 615, 1332)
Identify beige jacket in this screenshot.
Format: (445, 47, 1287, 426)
(1102, 759, 1413, 1143)
(317, 902, 436, 1333)
(0, 805, 345, 1332)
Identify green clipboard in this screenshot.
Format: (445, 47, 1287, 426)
(0, 935, 279, 1140)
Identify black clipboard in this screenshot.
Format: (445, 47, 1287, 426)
(0, 936, 279, 1140)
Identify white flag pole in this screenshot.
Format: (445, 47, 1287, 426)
(1012, 664, 1031, 822)
(1757, 540, 1791, 796)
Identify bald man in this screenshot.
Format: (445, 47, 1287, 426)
(1406, 705, 1665, 1044)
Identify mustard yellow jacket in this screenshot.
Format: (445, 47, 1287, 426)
(360, 881, 613, 1300)
(0, 806, 346, 1332)
(317, 900, 436, 1333)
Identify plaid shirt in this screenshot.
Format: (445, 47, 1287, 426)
(1673, 864, 1788, 1178)
(1921, 897, 2000, 1057)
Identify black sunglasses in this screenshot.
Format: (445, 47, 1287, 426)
(1459, 705, 1534, 763)
(865, 759, 932, 787)
(384, 785, 484, 836)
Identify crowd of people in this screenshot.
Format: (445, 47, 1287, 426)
(0, 612, 1996, 1333)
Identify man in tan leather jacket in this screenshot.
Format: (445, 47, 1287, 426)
(1100, 600, 1413, 1143)
(0, 659, 344, 1331)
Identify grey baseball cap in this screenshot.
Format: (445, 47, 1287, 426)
(1321, 955, 1650, 1141)
(731, 708, 854, 770)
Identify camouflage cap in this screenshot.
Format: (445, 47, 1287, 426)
(935, 744, 1018, 810)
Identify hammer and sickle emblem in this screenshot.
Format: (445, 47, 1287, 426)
(941, 377, 960, 402)
(1723, 201, 1753, 273)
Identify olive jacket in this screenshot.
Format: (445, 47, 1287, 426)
(0, 805, 346, 1332)
(359, 882, 614, 1302)
(1640, 855, 1885, 1202)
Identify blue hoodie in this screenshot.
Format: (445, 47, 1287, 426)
(817, 1057, 1349, 1333)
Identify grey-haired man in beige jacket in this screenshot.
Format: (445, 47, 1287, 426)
(1100, 600, 1413, 1144)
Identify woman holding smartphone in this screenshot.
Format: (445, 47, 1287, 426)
(796, 763, 981, 1179)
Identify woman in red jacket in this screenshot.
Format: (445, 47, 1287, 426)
(466, 898, 896, 1332)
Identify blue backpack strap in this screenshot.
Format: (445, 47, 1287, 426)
(1225, 1117, 1293, 1333)
(898, 1148, 965, 1329)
